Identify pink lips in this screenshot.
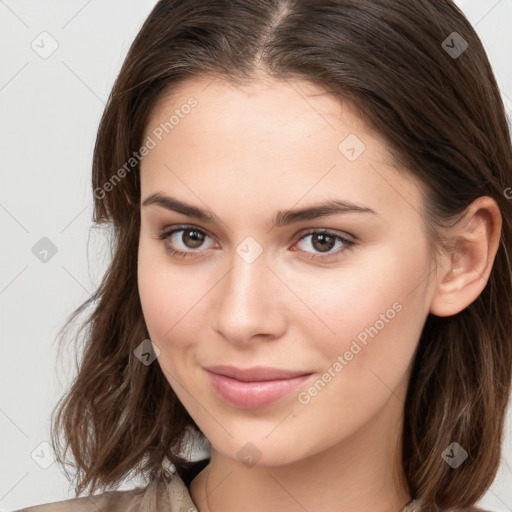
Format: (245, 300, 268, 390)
(203, 365, 313, 409)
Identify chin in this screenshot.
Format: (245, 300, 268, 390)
(204, 429, 307, 468)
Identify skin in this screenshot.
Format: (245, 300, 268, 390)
(137, 75, 502, 512)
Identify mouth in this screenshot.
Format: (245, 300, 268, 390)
(203, 365, 314, 409)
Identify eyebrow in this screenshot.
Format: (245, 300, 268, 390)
(142, 192, 378, 228)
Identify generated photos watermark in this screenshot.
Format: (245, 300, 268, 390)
(94, 96, 198, 200)
(297, 301, 403, 405)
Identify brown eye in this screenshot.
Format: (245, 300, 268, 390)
(310, 233, 337, 253)
(157, 225, 217, 259)
(294, 230, 356, 261)
(157, 225, 356, 262)
(181, 229, 206, 249)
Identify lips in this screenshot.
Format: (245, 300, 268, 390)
(203, 365, 313, 409)
(203, 365, 310, 381)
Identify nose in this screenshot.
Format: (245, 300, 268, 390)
(211, 245, 286, 347)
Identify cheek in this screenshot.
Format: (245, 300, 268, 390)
(312, 242, 429, 369)
(138, 250, 169, 337)
(137, 264, 200, 395)
(303, 256, 404, 347)
(137, 240, 218, 367)
(138, 241, 191, 348)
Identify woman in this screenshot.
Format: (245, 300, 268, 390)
(17, 1, 512, 511)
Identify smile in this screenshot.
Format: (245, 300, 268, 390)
(203, 366, 314, 409)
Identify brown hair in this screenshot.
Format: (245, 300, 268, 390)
(51, 1, 512, 509)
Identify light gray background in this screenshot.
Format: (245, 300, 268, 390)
(1, 1, 511, 510)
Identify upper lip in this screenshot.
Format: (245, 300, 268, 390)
(203, 365, 312, 382)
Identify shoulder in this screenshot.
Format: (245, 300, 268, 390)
(11, 486, 147, 512)
(407, 500, 495, 512)
(11, 469, 200, 512)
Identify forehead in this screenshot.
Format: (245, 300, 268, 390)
(140, 75, 425, 224)
(145, 74, 369, 142)
(142, 75, 390, 173)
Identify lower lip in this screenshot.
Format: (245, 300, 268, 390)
(205, 370, 313, 409)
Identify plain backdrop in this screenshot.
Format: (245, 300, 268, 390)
(1, 1, 511, 511)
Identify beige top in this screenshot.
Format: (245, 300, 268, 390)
(13, 467, 424, 512)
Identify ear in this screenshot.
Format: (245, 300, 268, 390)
(429, 196, 502, 317)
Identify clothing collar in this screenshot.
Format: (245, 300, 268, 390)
(163, 461, 423, 512)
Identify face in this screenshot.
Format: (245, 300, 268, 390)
(137, 75, 436, 467)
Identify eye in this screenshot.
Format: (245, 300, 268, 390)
(292, 230, 356, 261)
(157, 224, 217, 259)
(156, 225, 356, 261)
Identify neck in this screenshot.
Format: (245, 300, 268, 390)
(189, 389, 412, 512)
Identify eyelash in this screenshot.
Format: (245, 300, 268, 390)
(156, 224, 356, 262)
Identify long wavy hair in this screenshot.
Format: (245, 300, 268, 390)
(50, 1, 512, 510)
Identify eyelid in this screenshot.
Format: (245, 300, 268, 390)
(159, 224, 219, 248)
(295, 226, 355, 242)
(158, 224, 355, 244)
(157, 223, 356, 259)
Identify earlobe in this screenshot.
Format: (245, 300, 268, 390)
(429, 196, 502, 318)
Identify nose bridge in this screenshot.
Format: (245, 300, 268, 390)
(221, 243, 268, 317)
(213, 239, 280, 343)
